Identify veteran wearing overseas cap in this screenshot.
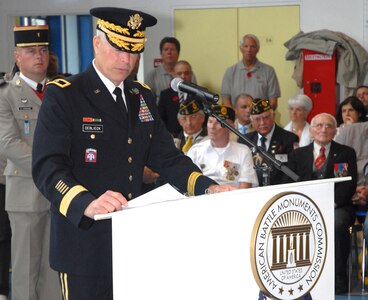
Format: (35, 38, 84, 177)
(239, 98, 299, 186)
(31, 7, 236, 299)
(0, 25, 62, 300)
(187, 105, 258, 188)
(174, 99, 207, 153)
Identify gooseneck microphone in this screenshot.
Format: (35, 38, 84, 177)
(170, 78, 219, 104)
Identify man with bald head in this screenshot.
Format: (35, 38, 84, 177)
(287, 113, 357, 295)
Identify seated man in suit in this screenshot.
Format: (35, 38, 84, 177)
(234, 93, 254, 137)
(240, 98, 299, 186)
(287, 112, 357, 295)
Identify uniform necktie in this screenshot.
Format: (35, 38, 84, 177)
(260, 136, 267, 150)
(314, 146, 326, 170)
(113, 87, 128, 117)
(182, 135, 193, 153)
(36, 83, 43, 93)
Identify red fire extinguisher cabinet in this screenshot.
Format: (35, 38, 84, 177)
(302, 49, 337, 122)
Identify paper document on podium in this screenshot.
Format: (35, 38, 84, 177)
(94, 183, 187, 221)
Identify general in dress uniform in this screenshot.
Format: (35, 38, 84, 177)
(31, 7, 226, 300)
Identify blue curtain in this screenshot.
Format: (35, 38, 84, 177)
(78, 15, 93, 71)
(47, 16, 62, 73)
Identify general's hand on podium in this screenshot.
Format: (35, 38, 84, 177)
(84, 190, 128, 218)
(206, 184, 238, 194)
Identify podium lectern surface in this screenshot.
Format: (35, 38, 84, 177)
(108, 178, 344, 300)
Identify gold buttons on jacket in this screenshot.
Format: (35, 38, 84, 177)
(128, 138, 132, 144)
(129, 175, 133, 181)
(149, 134, 152, 139)
(128, 157, 132, 163)
(90, 134, 96, 139)
(128, 193, 132, 199)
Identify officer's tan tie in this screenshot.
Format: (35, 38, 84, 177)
(182, 135, 193, 153)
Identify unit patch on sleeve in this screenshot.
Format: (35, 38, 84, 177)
(85, 148, 97, 163)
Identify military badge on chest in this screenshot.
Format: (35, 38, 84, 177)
(334, 163, 349, 177)
(223, 160, 240, 181)
(18, 97, 34, 135)
(82, 117, 103, 163)
(271, 141, 288, 163)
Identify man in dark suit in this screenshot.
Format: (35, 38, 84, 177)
(158, 60, 198, 137)
(240, 98, 299, 186)
(287, 112, 357, 295)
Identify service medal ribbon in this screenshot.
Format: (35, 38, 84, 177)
(138, 95, 154, 122)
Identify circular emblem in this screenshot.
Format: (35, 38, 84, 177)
(250, 192, 327, 299)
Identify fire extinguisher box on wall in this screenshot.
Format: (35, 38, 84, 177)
(302, 49, 337, 122)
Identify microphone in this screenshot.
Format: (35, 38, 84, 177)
(170, 78, 219, 104)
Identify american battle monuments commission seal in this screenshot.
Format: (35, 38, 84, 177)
(251, 192, 327, 300)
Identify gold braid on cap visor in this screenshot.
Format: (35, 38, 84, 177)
(97, 19, 145, 52)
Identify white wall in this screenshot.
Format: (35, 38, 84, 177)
(0, 0, 366, 78)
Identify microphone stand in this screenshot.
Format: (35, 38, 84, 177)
(196, 93, 300, 185)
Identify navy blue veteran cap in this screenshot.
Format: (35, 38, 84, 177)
(14, 25, 49, 47)
(212, 105, 235, 121)
(90, 7, 157, 53)
(250, 98, 272, 115)
(179, 100, 201, 115)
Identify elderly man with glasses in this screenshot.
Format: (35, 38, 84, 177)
(287, 112, 357, 295)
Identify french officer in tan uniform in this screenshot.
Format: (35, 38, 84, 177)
(0, 25, 60, 300)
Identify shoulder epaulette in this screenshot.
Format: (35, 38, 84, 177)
(135, 80, 152, 91)
(47, 78, 71, 88)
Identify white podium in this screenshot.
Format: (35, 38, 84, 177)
(100, 178, 347, 300)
